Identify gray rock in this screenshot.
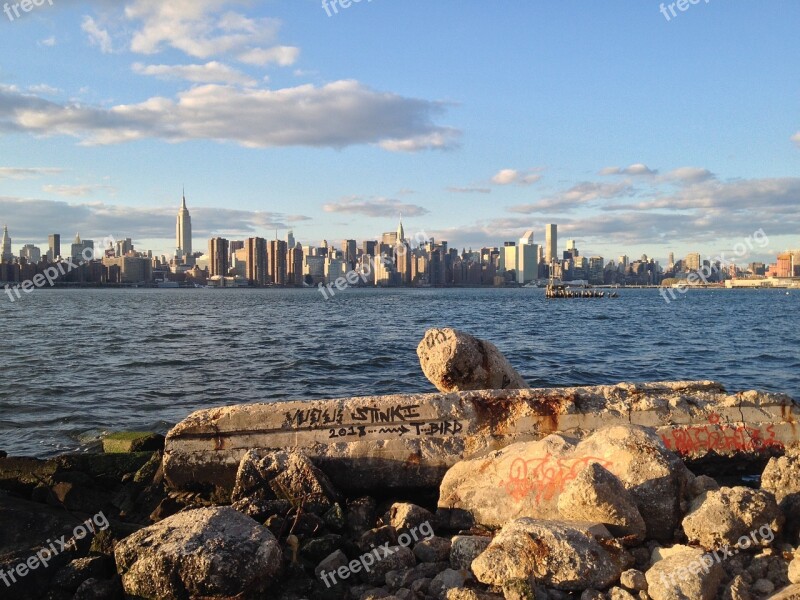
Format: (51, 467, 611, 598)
(723, 575, 752, 600)
(429, 568, 467, 599)
(580, 591, 604, 600)
(682, 487, 781, 550)
(230, 449, 338, 518)
(754, 579, 776, 595)
(416, 327, 528, 393)
(52, 555, 115, 592)
(361, 546, 417, 586)
(389, 502, 435, 534)
(619, 569, 648, 592)
(72, 577, 123, 600)
(413, 536, 451, 563)
(471, 519, 627, 591)
(762, 449, 800, 504)
(315, 549, 349, 583)
(450, 535, 492, 571)
(114, 506, 282, 599)
(557, 462, 646, 543)
(348, 496, 378, 538)
(645, 547, 724, 600)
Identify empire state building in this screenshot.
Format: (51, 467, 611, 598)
(176, 192, 192, 261)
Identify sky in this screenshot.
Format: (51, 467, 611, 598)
(0, 0, 799, 264)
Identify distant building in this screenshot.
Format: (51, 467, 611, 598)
(245, 237, 267, 285)
(776, 253, 792, 278)
(176, 192, 192, 260)
(209, 237, 229, 277)
(1, 225, 12, 262)
(103, 256, 152, 283)
(588, 256, 604, 284)
(343, 239, 357, 269)
(269, 239, 287, 285)
(685, 253, 701, 272)
(518, 232, 538, 284)
(19, 244, 41, 264)
(545, 224, 557, 266)
(70, 234, 94, 262)
(288, 244, 304, 286)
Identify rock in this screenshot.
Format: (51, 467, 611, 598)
(102, 432, 165, 454)
(754, 579, 776, 595)
(52, 555, 115, 592)
(315, 549, 350, 588)
(428, 568, 467, 599)
(557, 462, 646, 543)
(645, 547, 724, 600)
(360, 526, 398, 553)
(581, 591, 605, 600)
(608, 588, 637, 600)
(440, 424, 693, 541)
(762, 448, 800, 504)
(724, 575, 752, 600)
(54, 453, 155, 488)
(789, 556, 800, 584)
(450, 535, 492, 570)
(389, 502, 435, 533)
(619, 569, 648, 592)
(347, 496, 377, 539)
(503, 579, 537, 600)
(682, 487, 781, 550)
(0, 457, 58, 496)
(73, 577, 123, 600)
(690, 475, 720, 497)
(300, 534, 343, 564)
(446, 589, 504, 600)
(413, 536, 451, 563)
(361, 546, 417, 586)
(470, 519, 627, 591)
(114, 506, 282, 599)
(769, 584, 800, 599)
(230, 449, 339, 518)
(416, 328, 528, 393)
(48, 482, 109, 514)
(163, 381, 800, 494)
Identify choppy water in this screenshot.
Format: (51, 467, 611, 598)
(1, 287, 798, 457)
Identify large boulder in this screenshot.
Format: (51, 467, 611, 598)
(439, 424, 693, 541)
(761, 448, 800, 504)
(416, 328, 528, 392)
(769, 584, 800, 599)
(230, 449, 339, 518)
(645, 547, 724, 600)
(470, 519, 628, 591)
(682, 486, 781, 550)
(114, 506, 282, 599)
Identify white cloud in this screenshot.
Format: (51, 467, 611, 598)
(659, 167, 715, 185)
(0, 81, 459, 152)
(0, 167, 62, 180)
(42, 184, 116, 197)
(81, 16, 113, 54)
(447, 186, 491, 194)
(509, 182, 636, 213)
(491, 168, 542, 186)
(27, 84, 61, 96)
(237, 46, 300, 67)
(132, 61, 256, 86)
(600, 163, 657, 176)
(793, 132, 800, 147)
(38, 36, 56, 47)
(323, 196, 429, 218)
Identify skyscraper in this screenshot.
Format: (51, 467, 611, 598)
(545, 224, 557, 265)
(397, 216, 405, 243)
(209, 237, 229, 277)
(287, 230, 295, 250)
(1, 225, 11, 262)
(48, 234, 60, 262)
(269, 240, 288, 285)
(245, 237, 267, 285)
(518, 231, 538, 284)
(176, 192, 192, 259)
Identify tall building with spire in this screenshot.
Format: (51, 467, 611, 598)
(1, 225, 12, 262)
(176, 191, 192, 260)
(397, 215, 405, 243)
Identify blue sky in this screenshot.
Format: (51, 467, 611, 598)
(1, 0, 798, 263)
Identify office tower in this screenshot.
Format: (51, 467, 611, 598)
(176, 192, 192, 259)
(288, 243, 304, 286)
(287, 230, 295, 250)
(501, 242, 518, 281)
(1, 225, 11, 262)
(229, 240, 244, 265)
(269, 240, 288, 285)
(545, 224, 557, 265)
(520, 230, 534, 246)
(20, 244, 41, 264)
(685, 252, 701, 271)
(362, 240, 377, 257)
(209, 237, 229, 277)
(668, 252, 675, 268)
(244, 237, 267, 285)
(343, 239, 357, 268)
(381, 231, 398, 246)
(566, 239, 577, 253)
(519, 244, 539, 284)
(48, 234, 61, 262)
(397, 217, 405, 243)
(71, 233, 93, 261)
(116, 238, 134, 257)
(588, 256, 604, 284)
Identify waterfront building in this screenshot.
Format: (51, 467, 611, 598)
(545, 224, 557, 266)
(518, 232, 539, 284)
(685, 252, 701, 272)
(209, 237, 229, 277)
(103, 256, 152, 283)
(343, 239, 357, 269)
(176, 192, 193, 260)
(287, 230, 295, 250)
(20, 244, 41, 264)
(268, 239, 288, 285)
(288, 243, 304, 286)
(1, 225, 12, 262)
(776, 253, 792, 278)
(244, 237, 267, 285)
(362, 240, 377, 257)
(588, 256, 604, 285)
(501, 242, 518, 282)
(70, 234, 94, 261)
(47, 233, 60, 262)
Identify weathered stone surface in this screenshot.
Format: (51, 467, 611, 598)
(682, 486, 781, 550)
(769, 584, 800, 600)
(417, 328, 528, 393)
(114, 506, 282, 599)
(163, 381, 800, 493)
(762, 448, 800, 503)
(102, 431, 165, 454)
(449, 535, 491, 571)
(788, 555, 800, 584)
(440, 425, 693, 541)
(413, 536, 451, 563)
(429, 568, 467, 599)
(389, 502, 435, 533)
(361, 546, 416, 586)
(557, 462, 646, 543)
(645, 547, 724, 600)
(230, 448, 339, 518)
(470, 519, 627, 591)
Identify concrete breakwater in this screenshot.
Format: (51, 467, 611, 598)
(3, 327, 800, 600)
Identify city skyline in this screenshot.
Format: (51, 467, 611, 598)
(0, 2, 798, 262)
